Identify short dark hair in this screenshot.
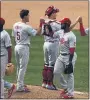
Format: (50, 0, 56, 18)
(20, 9, 29, 19)
(61, 23, 70, 30)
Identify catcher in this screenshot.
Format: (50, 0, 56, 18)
(0, 17, 15, 99)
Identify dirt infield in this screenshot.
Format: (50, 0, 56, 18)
(4, 85, 89, 99)
(1, 1, 88, 29)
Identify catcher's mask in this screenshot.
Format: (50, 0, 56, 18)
(45, 5, 59, 16)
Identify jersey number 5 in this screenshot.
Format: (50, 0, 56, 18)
(17, 32, 20, 40)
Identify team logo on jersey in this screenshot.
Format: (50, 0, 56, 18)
(60, 38, 65, 44)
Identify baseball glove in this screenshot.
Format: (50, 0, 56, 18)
(64, 62, 73, 74)
(5, 63, 15, 76)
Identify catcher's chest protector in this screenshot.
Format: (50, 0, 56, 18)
(43, 21, 55, 35)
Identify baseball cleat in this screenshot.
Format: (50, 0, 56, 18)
(42, 83, 47, 88)
(16, 86, 30, 92)
(8, 84, 15, 98)
(46, 84, 57, 90)
(60, 89, 67, 97)
(61, 93, 74, 99)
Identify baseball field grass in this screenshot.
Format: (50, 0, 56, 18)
(5, 29, 89, 92)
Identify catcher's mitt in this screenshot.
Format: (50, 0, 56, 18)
(5, 63, 15, 76)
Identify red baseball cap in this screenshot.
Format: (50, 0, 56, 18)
(0, 18, 5, 25)
(45, 5, 59, 16)
(60, 18, 71, 25)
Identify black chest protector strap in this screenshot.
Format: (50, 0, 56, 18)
(43, 21, 55, 37)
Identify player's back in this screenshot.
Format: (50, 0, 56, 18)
(12, 22, 31, 45)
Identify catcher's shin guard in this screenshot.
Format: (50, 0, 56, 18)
(42, 64, 48, 83)
(47, 67, 54, 85)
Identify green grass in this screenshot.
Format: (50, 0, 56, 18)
(5, 29, 89, 92)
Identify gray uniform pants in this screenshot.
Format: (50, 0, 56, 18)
(43, 41, 59, 67)
(15, 45, 29, 90)
(54, 53, 77, 96)
(1, 54, 8, 98)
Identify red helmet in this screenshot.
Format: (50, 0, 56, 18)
(0, 18, 5, 25)
(45, 5, 59, 16)
(60, 18, 71, 25)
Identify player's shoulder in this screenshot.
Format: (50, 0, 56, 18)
(69, 31, 76, 38)
(13, 22, 30, 31)
(45, 19, 60, 24)
(13, 22, 26, 27)
(1, 30, 10, 37)
(69, 31, 75, 35)
(13, 22, 19, 28)
(13, 22, 21, 26)
(24, 24, 33, 32)
(2, 30, 9, 35)
(26, 24, 32, 28)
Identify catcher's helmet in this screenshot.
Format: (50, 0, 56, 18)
(45, 5, 59, 16)
(60, 18, 71, 25)
(0, 18, 5, 25)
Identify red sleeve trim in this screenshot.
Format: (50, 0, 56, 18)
(80, 23, 86, 36)
(7, 47, 12, 63)
(69, 48, 75, 54)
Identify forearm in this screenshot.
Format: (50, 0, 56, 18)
(7, 46, 12, 63)
(69, 20, 78, 30)
(36, 18, 45, 35)
(36, 27, 42, 35)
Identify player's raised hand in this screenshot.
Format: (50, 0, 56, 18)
(40, 17, 45, 23)
(78, 17, 83, 23)
(76, 16, 82, 23)
(39, 17, 45, 27)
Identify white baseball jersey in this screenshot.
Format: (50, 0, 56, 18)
(0, 30, 12, 56)
(54, 30, 76, 54)
(12, 22, 37, 45)
(59, 31, 76, 54)
(85, 28, 89, 35)
(41, 19, 61, 42)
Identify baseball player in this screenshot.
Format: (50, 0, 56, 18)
(12, 9, 41, 92)
(41, 6, 61, 90)
(53, 18, 77, 99)
(0, 18, 15, 99)
(41, 6, 80, 90)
